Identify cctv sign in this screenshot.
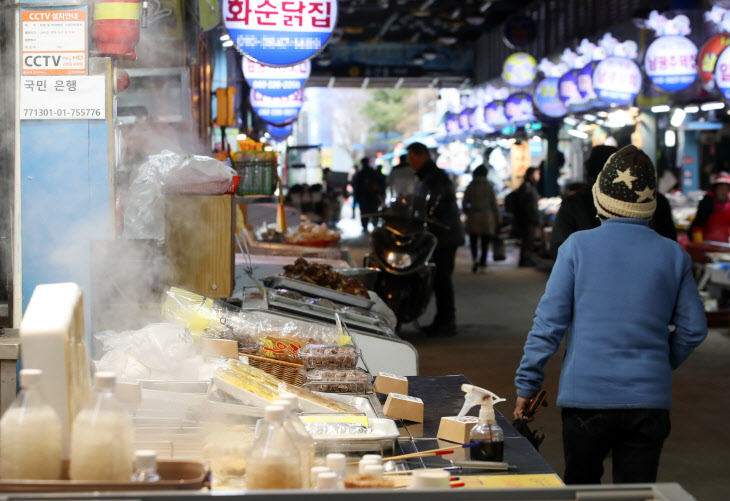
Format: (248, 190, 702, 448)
(21, 10, 86, 76)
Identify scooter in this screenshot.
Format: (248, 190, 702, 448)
(363, 196, 438, 330)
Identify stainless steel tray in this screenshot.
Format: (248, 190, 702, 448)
(267, 295, 391, 336)
(263, 275, 376, 309)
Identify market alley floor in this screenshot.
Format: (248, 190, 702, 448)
(340, 219, 730, 501)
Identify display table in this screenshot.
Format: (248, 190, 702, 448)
(385, 375, 557, 481)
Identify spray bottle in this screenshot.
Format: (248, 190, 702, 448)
(457, 384, 506, 462)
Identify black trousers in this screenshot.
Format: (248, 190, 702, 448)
(519, 225, 536, 263)
(469, 234, 491, 265)
(562, 408, 671, 485)
(431, 246, 457, 324)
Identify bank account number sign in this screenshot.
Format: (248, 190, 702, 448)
(224, 0, 338, 66)
(21, 10, 86, 76)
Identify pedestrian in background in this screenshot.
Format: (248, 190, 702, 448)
(462, 165, 500, 273)
(352, 157, 384, 231)
(513, 167, 541, 267)
(387, 154, 417, 200)
(407, 142, 465, 337)
(514, 145, 707, 485)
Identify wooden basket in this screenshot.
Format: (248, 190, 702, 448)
(245, 353, 305, 386)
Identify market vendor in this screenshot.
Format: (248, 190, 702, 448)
(689, 172, 730, 242)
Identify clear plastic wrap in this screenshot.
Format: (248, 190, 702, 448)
(162, 287, 343, 363)
(298, 344, 360, 369)
(122, 151, 235, 239)
(303, 368, 373, 394)
(95, 323, 199, 381)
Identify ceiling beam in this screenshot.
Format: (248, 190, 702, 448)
(377, 12, 399, 40)
(394, 77, 404, 89)
(361, 77, 370, 89)
(327, 77, 336, 88)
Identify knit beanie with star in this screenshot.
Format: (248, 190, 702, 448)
(592, 145, 657, 219)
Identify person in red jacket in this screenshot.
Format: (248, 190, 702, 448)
(689, 172, 730, 242)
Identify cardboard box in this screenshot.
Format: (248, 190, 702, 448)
(383, 393, 424, 423)
(437, 416, 479, 444)
(373, 372, 408, 395)
(201, 337, 239, 359)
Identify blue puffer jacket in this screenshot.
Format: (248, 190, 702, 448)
(515, 218, 707, 409)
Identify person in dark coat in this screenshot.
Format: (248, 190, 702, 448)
(463, 165, 500, 273)
(514, 167, 541, 267)
(352, 157, 385, 231)
(407, 142, 465, 337)
(551, 146, 677, 258)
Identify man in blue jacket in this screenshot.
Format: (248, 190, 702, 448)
(514, 145, 707, 484)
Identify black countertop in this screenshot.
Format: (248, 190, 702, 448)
(380, 375, 556, 476)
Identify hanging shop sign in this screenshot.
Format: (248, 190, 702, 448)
(458, 108, 476, 132)
(444, 112, 461, 135)
(533, 77, 567, 118)
(250, 88, 303, 125)
(699, 33, 730, 86)
(644, 36, 698, 91)
(502, 52, 537, 88)
(578, 61, 602, 108)
(484, 100, 508, 129)
(592, 57, 642, 106)
(224, 0, 338, 67)
(243, 57, 311, 97)
(504, 92, 534, 127)
(714, 46, 730, 99)
(266, 122, 293, 139)
(558, 69, 591, 112)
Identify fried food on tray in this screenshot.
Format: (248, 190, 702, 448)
(282, 258, 369, 298)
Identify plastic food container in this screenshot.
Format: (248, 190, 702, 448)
(298, 344, 360, 369)
(303, 368, 372, 394)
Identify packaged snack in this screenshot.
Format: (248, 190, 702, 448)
(303, 368, 372, 394)
(298, 344, 360, 369)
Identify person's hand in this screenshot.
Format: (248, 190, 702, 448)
(514, 396, 535, 422)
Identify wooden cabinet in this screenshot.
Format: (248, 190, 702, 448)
(165, 195, 235, 298)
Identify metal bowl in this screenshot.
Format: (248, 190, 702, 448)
(335, 268, 382, 291)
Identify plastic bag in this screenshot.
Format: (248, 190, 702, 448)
(95, 323, 199, 381)
(122, 150, 235, 239)
(161, 286, 341, 362)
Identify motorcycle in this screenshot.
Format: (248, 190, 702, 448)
(363, 196, 438, 331)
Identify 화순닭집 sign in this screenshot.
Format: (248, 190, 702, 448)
(243, 56, 311, 97)
(21, 10, 86, 75)
(20, 76, 106, 120)
(224, 0, 338, 67)
(250, 88, 304, 124)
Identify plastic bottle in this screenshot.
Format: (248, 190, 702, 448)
(131, 450, 160, 482)
(246, 405, 303, 489)
(362, 454, 383, 465)
(277, 395, 315, 485)
(70, 372, 134, 481)
(274, 398, 313, 487)
(363, 464, 384, 479)
(310, 466, 330, 488)
(325, 453, 346, 489)
(315, 471, 339, 490)
(358, 458, 379, 475)
(456, 384, 506, 462)
(0, 369, 62, 480)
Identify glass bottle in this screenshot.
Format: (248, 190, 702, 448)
(0, 369, 62, 480)
(131, 450, 160, 482)
(70, 372, 134, 481)
(469, 405, 504, 462)
(246, 405, 303, 489)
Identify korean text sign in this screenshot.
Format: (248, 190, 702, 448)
(243, 56, 311, 97)
(250, 88, 304, 124)
(644, 35, 697, 92)
(21, 10, 86, 76)
(592, 57, 642, 106)
(224, 0, 338, 66)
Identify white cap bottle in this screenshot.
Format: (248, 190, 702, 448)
(358, 458, 379, 475)
(310, 466, 329, 487)
(315, 471, 339, 490)
(363, 464, 384, 479)
(326, 453, 346, 489)
(362, 454, 383, 465)
(409, 469, 450, 489)
(131, 450, 160, 482)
